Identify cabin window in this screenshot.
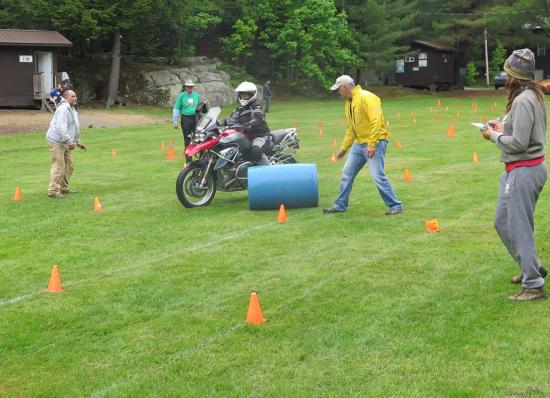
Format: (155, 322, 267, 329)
(395, 60, 405, 73)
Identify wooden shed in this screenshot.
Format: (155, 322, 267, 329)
(0, 29, 72, 108)
(395, 40, 459, 91)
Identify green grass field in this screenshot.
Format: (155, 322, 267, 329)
(1, 92, 549, 397)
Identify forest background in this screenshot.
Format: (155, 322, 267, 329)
(1, 0, 549, 104)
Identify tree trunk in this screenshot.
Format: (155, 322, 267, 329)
(106, 29, 121, 108)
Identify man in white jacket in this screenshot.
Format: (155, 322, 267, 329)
(46, 90, 86, 198)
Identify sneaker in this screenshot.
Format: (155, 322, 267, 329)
(323, 206, 345, 214)
(385, 207, 404, 215)
(508, 287, 547, 301)
(61, 188, 78, 194)
(511, 266, 547, 284)
(48, 193, 65, 199)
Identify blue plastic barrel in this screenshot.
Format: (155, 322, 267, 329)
(248, 164, 318, 210)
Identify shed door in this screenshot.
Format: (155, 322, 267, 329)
(36, 51, 53, 97)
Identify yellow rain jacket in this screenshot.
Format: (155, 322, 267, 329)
(341, 85, 389, 150)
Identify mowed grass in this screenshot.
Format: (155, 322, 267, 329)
(1, 92, 549, 397)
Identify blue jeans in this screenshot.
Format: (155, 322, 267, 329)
(333, 141, 403, 211)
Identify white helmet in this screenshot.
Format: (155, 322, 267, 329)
(235, 81, 257, 106)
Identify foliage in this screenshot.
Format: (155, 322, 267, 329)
(465, 61, 478, 86)
(344, 0, 420, 83)
(219, 18, 258, 70)
(0, 0, 548, 96)
(490, 42, 507, 80)
(255, 0, 359, 88)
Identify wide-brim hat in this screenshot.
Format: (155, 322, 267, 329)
(184, 79, 195, 86)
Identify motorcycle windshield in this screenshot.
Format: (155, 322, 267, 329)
(196, 107, 221, 132)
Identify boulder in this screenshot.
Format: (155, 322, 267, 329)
(142, 57, 236, 107)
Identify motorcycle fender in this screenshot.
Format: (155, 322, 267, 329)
(185, 136, 221, 158)
(185, 159, 208, 169)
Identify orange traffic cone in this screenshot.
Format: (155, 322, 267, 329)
(412, 115, 417, 124)
(404, 169, 413, 182)
(93, 196, 103, 212)
(397, 111, 401, 119)
(246, 292, 265, 324)
(165, 146, 177, 159)
(396, 140, 402, 149)
(331, 139, 337, 147)
(482, 115, 487, 124)
(161, 141, 166, 150)
(111, 148, 117, 156)
(319, 128, 324, 137)
(47, 265, 64, 293)
(435, 113, 441, 120)
(331, 153, 337, 163)
(12, 186, 22, 201)
(277, 204, 288, 223)
(472, 152, 479, 163)
(425, 218, 440, 233)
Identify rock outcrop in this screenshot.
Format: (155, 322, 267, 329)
(142, 56, 236, 107)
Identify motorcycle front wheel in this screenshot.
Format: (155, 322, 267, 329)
(176, 164, 216, 207)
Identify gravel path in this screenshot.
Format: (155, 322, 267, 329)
(0, 109, 167, 136)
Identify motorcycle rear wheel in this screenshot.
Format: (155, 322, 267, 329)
(176, 164, 216, 207)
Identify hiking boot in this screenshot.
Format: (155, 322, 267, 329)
(385, 207, 404, 215)
(511, 266, 547, 284)
(508, 287, 547, 301)
(323, 206, 345, 214)
(48, 193, 65, 199)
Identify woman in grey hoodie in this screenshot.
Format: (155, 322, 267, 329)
(483, 48, 547, 301)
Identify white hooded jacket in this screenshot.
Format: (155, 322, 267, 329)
(46, 98, 81, 145)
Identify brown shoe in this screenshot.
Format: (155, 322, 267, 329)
(61, 188, 78, 194)
(511, 266, 547, 284)
(508, 287, 547, 301)
(48, 193, 65, 199)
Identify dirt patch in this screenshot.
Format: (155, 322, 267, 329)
(0, 109, 168, 136)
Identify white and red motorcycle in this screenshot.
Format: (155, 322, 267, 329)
(176, 107, 299, 207)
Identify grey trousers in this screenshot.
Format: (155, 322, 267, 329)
(494, 163, 547, 288)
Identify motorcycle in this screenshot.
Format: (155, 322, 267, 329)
(176, 107, 299, 208)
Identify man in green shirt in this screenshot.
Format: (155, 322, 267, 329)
(172, 79, 205, 162)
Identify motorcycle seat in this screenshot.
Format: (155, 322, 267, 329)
(271, 128, 295, 144)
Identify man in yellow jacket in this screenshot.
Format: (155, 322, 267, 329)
(323, 75, 404, 215)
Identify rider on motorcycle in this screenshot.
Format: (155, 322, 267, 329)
(218, 82, 271, 164)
